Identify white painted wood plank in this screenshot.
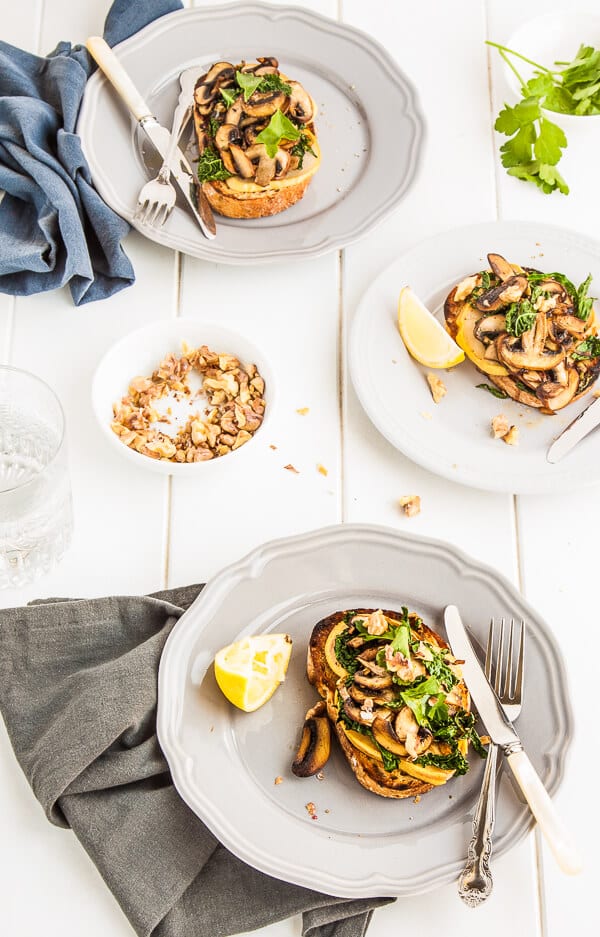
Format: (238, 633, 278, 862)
(340, 1, 538, 934)
(168, 251, 341, 585)
(2, 0, 42, 53)
(340, 0, 518, 580)
(488, 3, 600, 932)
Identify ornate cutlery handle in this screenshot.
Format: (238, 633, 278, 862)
(458, 742, 498, 906)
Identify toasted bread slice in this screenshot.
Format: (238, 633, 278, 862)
(306, 608, 471, 799)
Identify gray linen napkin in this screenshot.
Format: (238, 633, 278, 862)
(0, 0, 183, 305)
(0, 585, 392, 937)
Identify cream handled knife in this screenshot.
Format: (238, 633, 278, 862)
(547, 394, 600, 463)
(443, 605, 582, 875)
(85, 36, 216, 238)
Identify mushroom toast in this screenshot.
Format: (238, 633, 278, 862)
(292, 608, 486, 798)
(192, 58, 321, 219)
(445, 253, 600, 412)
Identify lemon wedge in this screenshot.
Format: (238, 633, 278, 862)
(214, 634, 293, 712)
(398, 287, 465, 369)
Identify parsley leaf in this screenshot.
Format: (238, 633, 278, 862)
(220, 87, 238, 108)
(255, 109, 301, 157)
(235, 70, 264, 101)
(197, 147, 233, 183)
(476, 383, 509, 399)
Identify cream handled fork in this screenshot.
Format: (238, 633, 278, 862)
(134, 66, 202, 226)
(86, 37, 215, 237)
(458, 617, 523, 906)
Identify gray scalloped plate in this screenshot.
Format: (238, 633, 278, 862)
(77, 2, 424, 264)
(157, 523, 572, 898)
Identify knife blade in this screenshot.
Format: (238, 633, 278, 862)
(86, 36, 215, 239)
(444, 605, 581, 875)
(546, 393, 600, 463)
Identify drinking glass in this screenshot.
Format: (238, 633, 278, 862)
(0, 367, 73, 589)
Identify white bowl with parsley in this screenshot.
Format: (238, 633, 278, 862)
(490, 13, 600, 195)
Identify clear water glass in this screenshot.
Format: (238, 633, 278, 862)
(0, 367, 73, 589)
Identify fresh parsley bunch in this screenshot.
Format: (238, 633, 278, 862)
(489, 41, 600, 195)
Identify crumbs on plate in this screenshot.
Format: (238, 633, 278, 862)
(111, 343, 266, 462)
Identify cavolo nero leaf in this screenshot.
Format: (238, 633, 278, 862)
(476, 383, 509, 399)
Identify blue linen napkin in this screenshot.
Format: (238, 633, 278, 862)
(0, 0, 183, 306)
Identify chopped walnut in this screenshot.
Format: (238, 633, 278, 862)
(399, 495, 421, 517)
(491, 414, 518, 445)
(426, 372, 447, 404)
(491, 414, 510, 439)
(110, 342, 266, 463)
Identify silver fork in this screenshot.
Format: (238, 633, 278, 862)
(458, 617, 524, 907)
(135, 66, 199, 226)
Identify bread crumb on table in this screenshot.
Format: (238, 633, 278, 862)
(426, 372, 447, 404)
(399, 495, 421, 517)
(284, 463, 299, 474)
(317, 464, 328, 476)
(502, 425, 519, 446)
(296, 407, 310, 415)
(274, 776, 283, 785)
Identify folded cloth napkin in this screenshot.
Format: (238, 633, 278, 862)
(0, 0, 182, 305)
(0, 585, 392, 937)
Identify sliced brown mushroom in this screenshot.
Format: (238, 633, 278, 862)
(348, 683, 396, 705)
(214, 123, 242, 152)
(496, 334, 564, 372)
(288, 81, 314, 123)
(353, 669, 393, 690)
(371, 714, 408, 757)
(255, 153, 277, 186)
(338, 684, 374, 723)
(228, 143, 256, 178)
(394, 706, 419, 741)
(240, 57, 279, 74)
(489, 375, 544, 408)
(487, 253, 516, 282)
(242, 90, 287, 118)
(194, 62, 236, 113)
(225, 97, 244, 126)
(553, 361, 569, 386)
(553, 314, 588, 337)
(220, 150, 236, 174)
(243, 120, 268, 146)
(356, 654, 387, 674)
(474, 313, 507, 341)
(405, 726, 433, 759)
(536, 368, 579, 411)
(519, 369, 544, 388)
(475, 275, 529, 312)
(291, 700, 331, 777)
(274, 148, 291, 178)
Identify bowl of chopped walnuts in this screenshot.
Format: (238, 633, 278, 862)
(92, 320, 273, 474)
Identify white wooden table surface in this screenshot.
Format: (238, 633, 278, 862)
(1, 0, 598, 934)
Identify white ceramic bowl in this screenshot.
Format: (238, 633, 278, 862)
(92, 320, 274, 475)
(503, 12, 600, 126)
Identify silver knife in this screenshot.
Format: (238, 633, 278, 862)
(86, 37, 216, 239)
(443, 605, 581, 875)
(547, 394, 600, 463)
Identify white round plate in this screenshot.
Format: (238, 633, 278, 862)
(349, 220, 600, 494)
(77, 2, 425, 264)
(157, 523, 572, 898)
